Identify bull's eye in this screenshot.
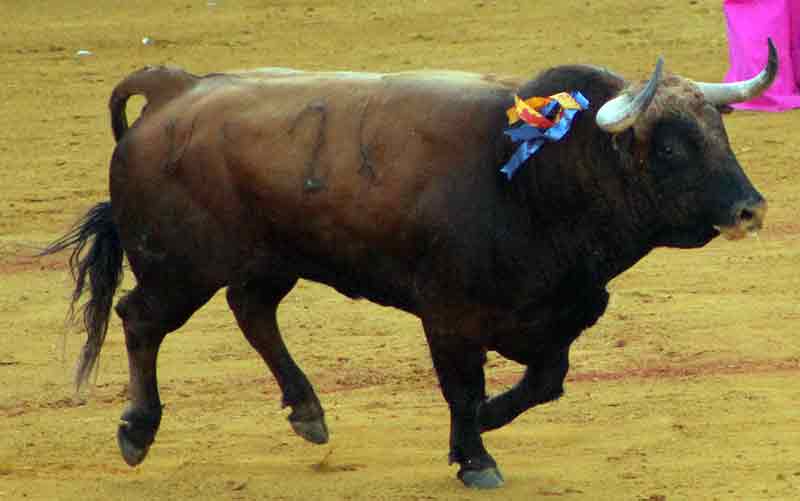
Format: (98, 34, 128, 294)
(659, 145, 673, 158)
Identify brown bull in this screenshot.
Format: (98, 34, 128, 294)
(43, 42, 775, 489)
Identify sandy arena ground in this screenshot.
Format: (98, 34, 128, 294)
(1, 1, 799, 499)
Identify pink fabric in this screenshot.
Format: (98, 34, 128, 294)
(724, 0, 800, 111)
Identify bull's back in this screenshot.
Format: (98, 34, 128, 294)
(112, 68, 514, 305)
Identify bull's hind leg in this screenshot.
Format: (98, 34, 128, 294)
(226, 279, 328, 444)
(115, 283, 217, 466)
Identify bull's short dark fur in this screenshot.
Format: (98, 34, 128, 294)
(43, 60, 767, 489)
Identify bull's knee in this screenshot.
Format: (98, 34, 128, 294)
(115, 289, 161, 333)
(478, 349, 570, 433)
(117, 287, 200, 339)
(115, 290, 136, 322)
(532, 350, 569, 404)
(535, 377, 565, 405)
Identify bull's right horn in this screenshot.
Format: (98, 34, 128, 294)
(693, 38, 778, 106)
(595, 57, 664, 133)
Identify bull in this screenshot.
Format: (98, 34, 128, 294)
(43, 41, 775, 488)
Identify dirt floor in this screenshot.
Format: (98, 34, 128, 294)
(1, 0, 799, 499)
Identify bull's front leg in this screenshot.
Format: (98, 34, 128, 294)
(423, 322, 504, 489)
(479, 285, 607, 432)
(478, 345, 570, 433)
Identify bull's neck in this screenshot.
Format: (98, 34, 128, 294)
(497, 135, 659, 299)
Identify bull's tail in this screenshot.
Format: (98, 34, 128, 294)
(40, 202, 124, 391)
(109, 65, 199, 142)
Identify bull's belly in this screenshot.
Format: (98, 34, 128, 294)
(276, 243, 420, 312)
(113, 187, 419, 311)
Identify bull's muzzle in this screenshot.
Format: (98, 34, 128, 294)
(716, 198, 767, 240)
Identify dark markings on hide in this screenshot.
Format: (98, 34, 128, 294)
(163, 117, 196, 174)
(357, 99, 377, 183)
(220, 120, 236, 144)
(288, 99, 328, 193)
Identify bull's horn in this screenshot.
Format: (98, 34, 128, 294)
(694, 38, 778, 106)
(595, 57, 664, 133)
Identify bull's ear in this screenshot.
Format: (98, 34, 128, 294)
(717, 104, 735, 114)
(610, 129, 647, 168)
(611, 128, 635, 154)
(611, 129, 653, 169)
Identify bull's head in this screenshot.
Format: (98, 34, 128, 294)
(594, 40, 775, 248)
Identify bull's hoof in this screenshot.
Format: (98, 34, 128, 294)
(117, 421, 151, 466)
(290, 417, 329, 444)
(458, 466, 505, 489)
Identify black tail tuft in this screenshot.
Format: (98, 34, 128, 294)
(40, 201, 124, 391)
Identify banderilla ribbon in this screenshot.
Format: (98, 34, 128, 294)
(500, 91, 589, 179)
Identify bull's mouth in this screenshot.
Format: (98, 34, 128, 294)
(713, 222, 761, 241)
(713, 201, 766, 240)
(654, 199, 767, 249)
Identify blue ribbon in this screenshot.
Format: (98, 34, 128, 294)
(500, 91, 589, 180)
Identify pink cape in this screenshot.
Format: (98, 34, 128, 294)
(724, 0, 800, 111)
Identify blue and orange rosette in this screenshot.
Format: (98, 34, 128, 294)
(500, 91, 589, 179)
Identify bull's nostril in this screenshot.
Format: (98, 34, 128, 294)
(739, 208, 755, 222)
(722, 199, 766, 239)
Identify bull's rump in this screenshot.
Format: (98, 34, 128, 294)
(111, 69, 514, 303)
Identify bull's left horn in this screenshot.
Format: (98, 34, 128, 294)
(694, 38, 778, 106)
(596, 57, 664, 133)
